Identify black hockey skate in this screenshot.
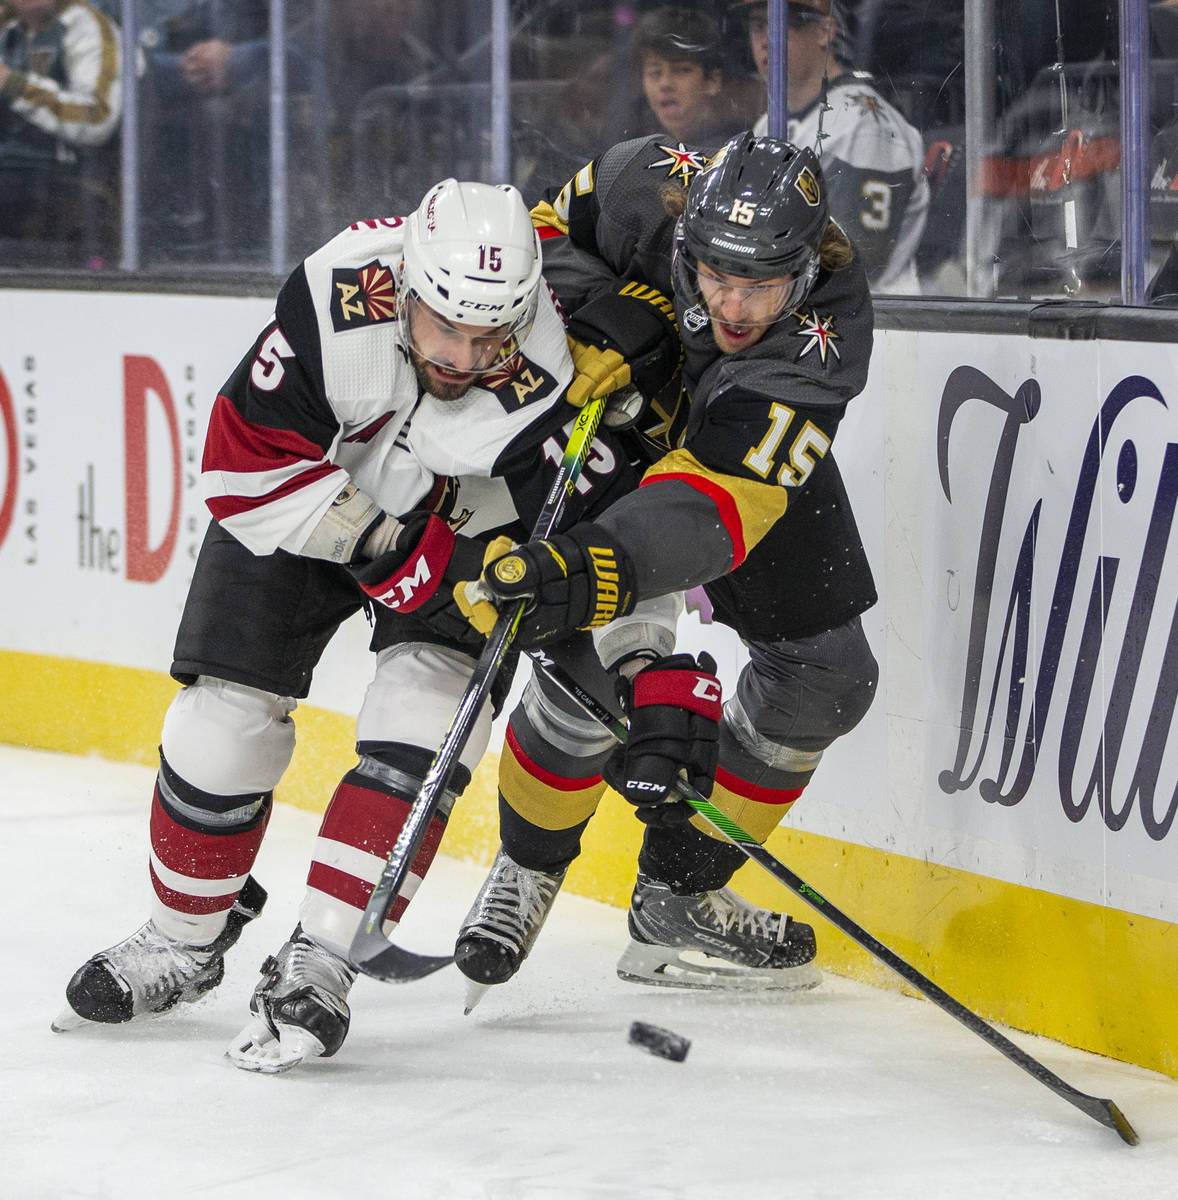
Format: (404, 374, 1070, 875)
(52, 876, 267, 1031)
(617, 872, 820, 990)
(454, 846, 566, 1012)
(226, 926, 357, 1074)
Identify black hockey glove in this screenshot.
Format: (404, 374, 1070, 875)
(603, 652, 722, 826)
(352, 512, 486, 647)
(565, 284, 682, 413)
(454, 521, 637, 649)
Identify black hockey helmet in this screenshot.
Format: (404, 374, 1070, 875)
(673, 132, 829, 321)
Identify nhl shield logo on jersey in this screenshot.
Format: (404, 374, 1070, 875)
(329, 260, 398, 332)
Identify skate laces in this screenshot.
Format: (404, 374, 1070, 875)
(701, 888, 787, 946)
(104, 921, 218, 1007)
(471, 861, 561, 950)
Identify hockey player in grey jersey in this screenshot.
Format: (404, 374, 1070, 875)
(52, 178, 639, 1072)
(734, 0, 928, 293)
(440, 132, 879, 1002)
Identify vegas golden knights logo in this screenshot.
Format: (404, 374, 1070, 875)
(794, 167, 822, 207)
(330, 260, 397, 332)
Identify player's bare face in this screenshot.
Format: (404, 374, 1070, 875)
(641, 57, 720, 142)
(748, 5, 831, 102)
(697, 266, 794, 353)
(407, 299, 511, 400)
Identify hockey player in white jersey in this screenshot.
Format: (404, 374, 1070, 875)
(52, 178, 638, 1072)
(734, 0, 928, 293)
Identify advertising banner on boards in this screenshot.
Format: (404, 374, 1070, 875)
(2, 290, 1175, 925)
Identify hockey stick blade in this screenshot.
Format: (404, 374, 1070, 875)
(349, 398, 608, 983)
(529, 652, 1140, 1146)
(346, 934, 457, 983)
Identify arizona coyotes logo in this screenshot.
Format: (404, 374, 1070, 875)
(649, 142, 711, 187)
(790, 310, 840, 364)
(421, 475, 474, 532)
(481, 348, 558, 412)
(794, 166, 822, 208)
(330, 260, 397, 332)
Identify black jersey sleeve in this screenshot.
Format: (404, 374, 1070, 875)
(496, 405, 643, 533)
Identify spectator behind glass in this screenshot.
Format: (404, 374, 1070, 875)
(137, 0, 441, 263)
(135, 1, 275, 262)
(732, 0, 928, 293)
(0, 0, 124, 265)
(633, 7, 733, 145)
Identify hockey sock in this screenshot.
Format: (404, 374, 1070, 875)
(638, 765, 808, 892)
(496, 722, 604, 874)
(299, 743, 468, 955)
(706, 763, 806, 842)
(150, 751, 272, 945)
(638, 819, 748, 894)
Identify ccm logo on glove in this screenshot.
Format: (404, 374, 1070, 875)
(631, 668, 723, 713)
(361, 514, 454, 610)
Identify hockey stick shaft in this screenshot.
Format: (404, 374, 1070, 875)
(529, 651, 1140, 1146)
(350, 397, 608, 982)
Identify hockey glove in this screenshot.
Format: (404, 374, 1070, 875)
(454, 522, 637, 649)
(564, 284, 682, 410)
(352, 512, 486, 646)
(603, 652, 722, 826)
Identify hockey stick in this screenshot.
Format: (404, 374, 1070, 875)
(528, 651, 1141, 1147)
(349, 396, 608, 983)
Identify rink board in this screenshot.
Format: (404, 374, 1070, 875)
(1, 289, 1175, 1078)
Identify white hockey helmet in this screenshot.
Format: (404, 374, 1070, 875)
(398, 179, 542, 370)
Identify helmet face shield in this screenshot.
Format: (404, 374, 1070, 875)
(673, 231, 819, 332)
(398, 287, 527, 377)
(672, 134, 828, 339)
(398, 178, 542, 379)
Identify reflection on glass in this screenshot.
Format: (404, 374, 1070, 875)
(0, 0, 126, 268)
(0, 0, 1167, 306)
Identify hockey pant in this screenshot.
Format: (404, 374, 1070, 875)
(150, 642, 492, 958)
(499, 614, 878, 894)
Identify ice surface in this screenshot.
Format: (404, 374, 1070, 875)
(5, 745, 1176, 1199)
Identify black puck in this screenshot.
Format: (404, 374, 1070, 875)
(628, 1020, 690, 1062)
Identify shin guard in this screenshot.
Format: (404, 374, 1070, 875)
(299, 744, 468, 955)
(150, 752, 272, 945)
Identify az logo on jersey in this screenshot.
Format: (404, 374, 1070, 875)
(330, 260, 398, 332)
(794, 166, 822, 208)
(482, 347, 558, 412)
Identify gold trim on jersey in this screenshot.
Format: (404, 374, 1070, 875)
(530, 199, 568, 237)
(643, 448, 788, 560)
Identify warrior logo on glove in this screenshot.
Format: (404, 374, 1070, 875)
(492, 556, 529, 586)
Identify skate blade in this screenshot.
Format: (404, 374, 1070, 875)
(51, 1005, 92, 1033)
(463, 979, 492, 1015)
(616, 939, 822, 992)
(225, 1018, 326, 1075)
